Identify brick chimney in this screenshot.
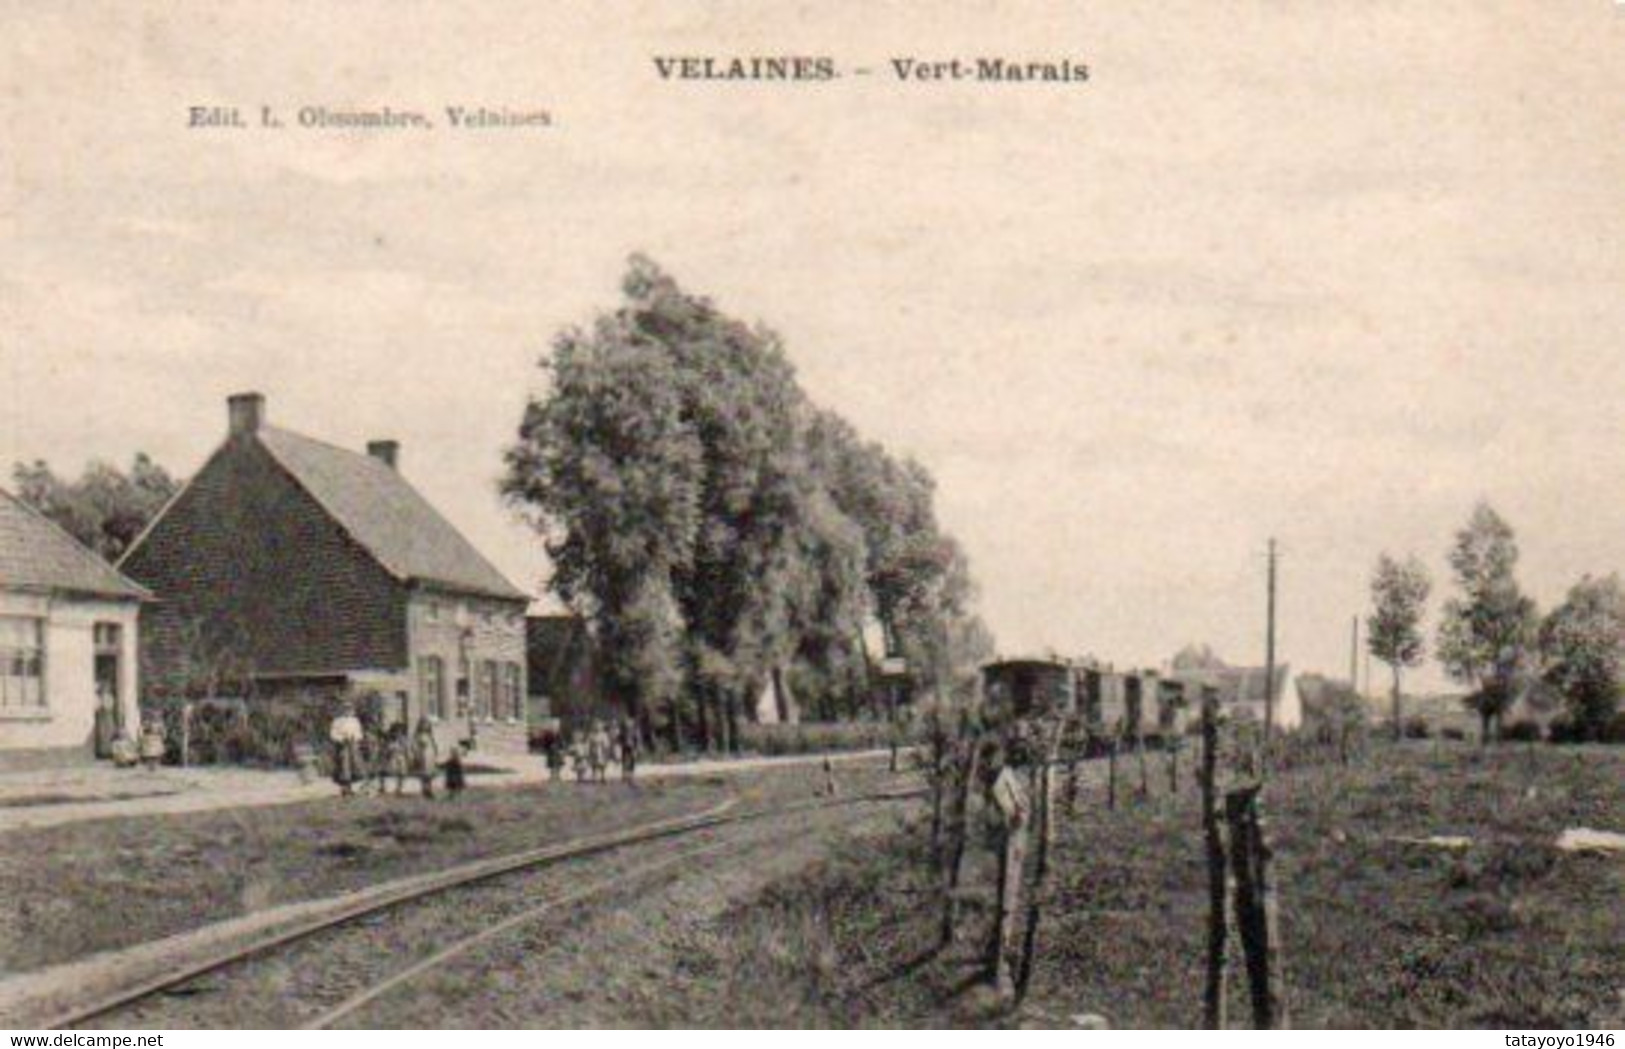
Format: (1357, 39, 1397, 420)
(367, 440, 400, 470)
(227, 392, 265, 436)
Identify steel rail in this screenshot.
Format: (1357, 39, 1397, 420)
(303, 831, 770, 1029)
(44, 783, 925, 1029)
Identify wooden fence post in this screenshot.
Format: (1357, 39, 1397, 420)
(940, 735, 981, 947)
(1017, 726, 1059, 998)
(1136, 735, 1150, 800)
(986, 761, 1030, 1001)
(1201, 685, 1228, 1029)
(1226, 785, 1288, 1029)
(1064, 724, 1082, 815)
(1168, 739, 1180, 794)
(1107, 738, 1118, 811)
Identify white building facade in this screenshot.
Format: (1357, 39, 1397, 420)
(0, 490, 147, 758)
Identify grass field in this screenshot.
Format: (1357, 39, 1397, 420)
(0, 756, 917, 979)
(678, 743, 1624, 1028)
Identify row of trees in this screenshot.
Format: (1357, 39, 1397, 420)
(11, 454, 180, 561)
(1368, 502, 1625, 742)
(501, 256, 992, 750)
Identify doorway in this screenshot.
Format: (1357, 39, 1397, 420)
(93, 622, 122, 758)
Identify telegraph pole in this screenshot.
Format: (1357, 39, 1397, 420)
(1264, 538, 1278, 756)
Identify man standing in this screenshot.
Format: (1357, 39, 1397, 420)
(985, 739, 1031, 1001)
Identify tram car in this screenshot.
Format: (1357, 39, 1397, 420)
(1156, 677, 1194, 739)
(980, 657, 1077, 721)
(982, 658, 1191, 748)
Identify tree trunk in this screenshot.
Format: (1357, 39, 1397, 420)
(696, 686, 712, 752)
(724, 691, 741, 753)
(666, 694, 683, 753)
(940, 738, 980, 947)
(1390, 664, 1403, 742)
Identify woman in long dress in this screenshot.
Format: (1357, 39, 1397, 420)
(329, 700, 364, 797)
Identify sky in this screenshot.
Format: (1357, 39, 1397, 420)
(2, 1, 1622, 694)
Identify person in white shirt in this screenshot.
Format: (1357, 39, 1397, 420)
(983, 737, 1032, 1001)
(329, 701, 364, 797)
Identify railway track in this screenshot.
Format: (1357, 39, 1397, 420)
(45, 783, 926, 1030)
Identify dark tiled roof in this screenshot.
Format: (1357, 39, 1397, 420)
(257, 427, 528, 602)
(0, 488, 150, 600)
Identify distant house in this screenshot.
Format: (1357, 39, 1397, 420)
(0, 487, 148, 760)
(119, 393, 532, 754)
(1169, 646, 1301, 729)
(525, 614, 604, 727)
(1295, 673, 1367, 739)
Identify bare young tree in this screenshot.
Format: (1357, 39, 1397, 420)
(1367, 553, 1431, 740)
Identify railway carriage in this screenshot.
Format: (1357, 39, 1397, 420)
(980, 658, 1077, 721)
(981, 658, 1190, 749)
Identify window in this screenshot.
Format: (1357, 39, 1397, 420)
(425, 601, 440, 623)
(419, 656, 446, 720)
(494, 665, 520, 724)
(0, 617, 45, 711)
(93, 622, 122, 652)
(476, 659, 498, 720)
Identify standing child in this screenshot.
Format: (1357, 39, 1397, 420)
(111, 728, 139, 768)
(138, 719, 165, 770)
(571, 735, 589, 783)
(381, 722, 411, 796)
(443, 742, 467, 797)
(411, 717, 439, 798)
(545, 730, 565, 782)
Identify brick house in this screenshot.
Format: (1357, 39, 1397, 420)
(119, 393, 532, 755)
(0, 487, 147, 762)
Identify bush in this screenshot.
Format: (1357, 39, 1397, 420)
(140, 691, 336, 768)
(1500, 719, 1543, 743)
(1403, 715, 1432, 739)
(1440, 726, 1467, 741)
(1604, 710, 1625, 745)
(1547, 717, 1583, 745)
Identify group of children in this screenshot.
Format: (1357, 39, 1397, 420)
(538, 717, 640, 784)
(108, 718, 168, 770)
(327, 702, 465, 798)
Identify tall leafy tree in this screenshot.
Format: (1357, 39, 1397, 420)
(1540, 574, 1625, 740)
(1436, 503, 1538, 743)
(501, 313, 705, 742)
(1367, 553, 1431, 739)
(504, 255, 991, 746)
(807, 410, 991, 707)
(12, 454, 180, 561)
(615, 256, 839, 747)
